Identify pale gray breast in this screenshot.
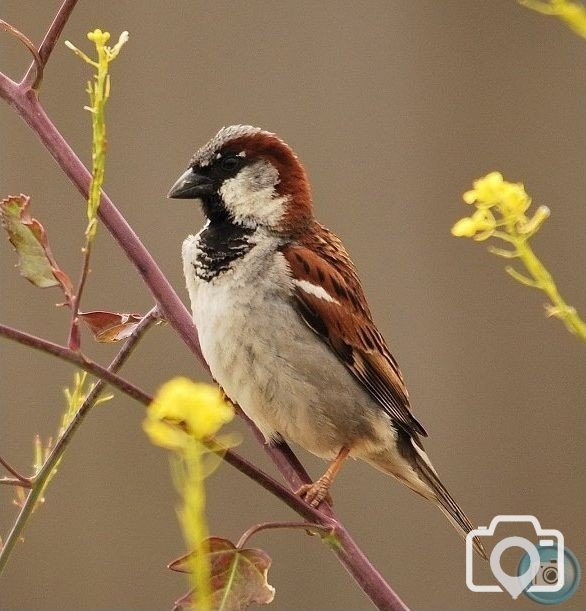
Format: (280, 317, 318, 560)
(182, 230, 390, 457)
(182, 228, 293, 381)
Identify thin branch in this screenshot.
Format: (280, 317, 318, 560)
(0, 307, 158, 575)
(68, 238, 93, 350)
(0, 456, 30, 485)
(0, 324, 406, 609)
(21, 0, 80, 89)
(0, 323, 151, 405)
(0, 19, 43, 90)
(10, 94, 206, 360)
(0, 477, 32, 489)
(236, 521, 333, 549)
(223, 450, 408, 611)
(222, 450, 326, 525)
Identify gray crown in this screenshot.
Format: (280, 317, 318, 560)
(191, 125, 270, 167)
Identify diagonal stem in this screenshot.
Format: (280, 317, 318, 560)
(236, 521, 333, 549)
(0, 477, 32, 488)
(0, 307, 158, 575)
(222, 450, 407, 610)
(0, 456, 30, 484)
(0, 322, 151, 405)
(0, 19, 43, 89)
(21, 0, 79, 89)
(67, 237, 93, 350)
(514, 238, 586, 341)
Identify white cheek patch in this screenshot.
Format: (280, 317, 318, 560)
(293, 279, 339, 304)
(220, 160, 288, 228)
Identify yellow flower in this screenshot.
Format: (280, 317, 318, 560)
(144, 378, 231, 610)
(87, 29, 110, 45)
(453, 171, 586, 342)
(463, 171, 504, 205)
(66, 30, 128, 68)
(461, 171, 530, 221)
(144, 378, 233, 449)
(451, 209, 495, 238)
(451, 217, 477, 237)
(499, 182, 531, 217)
(519, 0, 586, 38)
(143, 418, 191, 451)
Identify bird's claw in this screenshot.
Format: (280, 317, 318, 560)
(295, 479, 333, 507)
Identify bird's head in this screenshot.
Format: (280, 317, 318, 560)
(168, 125, 313, 233)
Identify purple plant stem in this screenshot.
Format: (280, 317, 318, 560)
(235, 522, 333, 549)
(0, 456, 30, 485)
(0, 322, 151, 405)
(223, 451, 408, 610)
(0, 307, 158, 576)
(21, 0, 80, 88)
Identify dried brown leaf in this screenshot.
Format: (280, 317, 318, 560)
(0, 194, 73, 297)
(78, 310, 143, 343)
(169, 537, 275, 610)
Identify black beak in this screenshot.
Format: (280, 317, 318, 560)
(167, 168, 215, 199)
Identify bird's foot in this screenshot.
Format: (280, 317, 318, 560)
(296, 478, 333, 507)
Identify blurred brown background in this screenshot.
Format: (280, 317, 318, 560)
(1, 1, 585, 609)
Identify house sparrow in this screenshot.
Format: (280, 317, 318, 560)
(169, 125, 487, 559)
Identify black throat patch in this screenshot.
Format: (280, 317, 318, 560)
(193, 220, 255, 281)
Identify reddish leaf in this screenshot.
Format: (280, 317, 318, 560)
(169, 537, 275, 610)
(78, 310, 144, 343)
(0, 194, 73, 297)
(171, 588, 195, 611)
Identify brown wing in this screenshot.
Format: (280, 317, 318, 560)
(282, 223, 427, 437)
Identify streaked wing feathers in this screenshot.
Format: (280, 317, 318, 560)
(282, 223, 427, 437)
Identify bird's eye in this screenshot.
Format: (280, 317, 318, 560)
(219, 155, 241, 172)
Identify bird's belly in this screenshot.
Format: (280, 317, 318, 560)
(192, 279, 386, 459)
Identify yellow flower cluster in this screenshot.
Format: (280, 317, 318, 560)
(451, 209, 495, 239)
(87, 28, 110, 45)
(463, 172, 531, 215)
(452, 172, 586, 342)
(452, 172, 548, 240)
(519, 0, 586, 38)
(144, 378, 234, 610)
(65, 29, 129, 68)
(65, 28, 128, 244)
(144, 377, 234, 450)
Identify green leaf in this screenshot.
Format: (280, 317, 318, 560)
(169, 537, 275, 611)
(0, 194, 73, 295)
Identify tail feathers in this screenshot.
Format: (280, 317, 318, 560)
(367, 432, 488, 560)
(408, 437, 488, 560)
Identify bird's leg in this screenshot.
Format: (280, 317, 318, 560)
(296, 446, 350, 507)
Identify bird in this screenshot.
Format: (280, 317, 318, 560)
(168, 125, 487, 559)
